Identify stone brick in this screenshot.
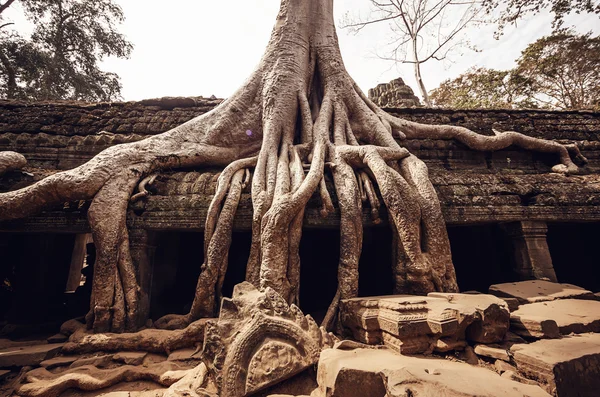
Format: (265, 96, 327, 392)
(511, 333, 600, 396)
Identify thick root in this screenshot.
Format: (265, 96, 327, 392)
(0, 151, 27, 176)
(63, 318, 209, 354)
(18, 362, 188, 397)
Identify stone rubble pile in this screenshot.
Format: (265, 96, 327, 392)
(0, 280, 599, 396)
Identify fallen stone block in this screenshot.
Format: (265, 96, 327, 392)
(474, 344, 510, 362)
(511, 299, 600, 338)
(509, 315, 560, 339)
(70, 354, 113, 369)
(0, 369, 10, 381)
(495, 359, 517, 374)
(511, 333, 600, 396)
(46, 334, 68, 344)
(489, 280, 594, 304)
(316, 348, 551, 397)
(167, 348, 199, 362)
(40, 356, 78, 369)
(429, 292, 510, 343)
(113, 351, 148, 366)
(199, 282, 334, 396)
(340, 293, 509, 354)
(0, 343, 63, 368)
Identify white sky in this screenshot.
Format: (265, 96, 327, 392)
(5, 0, 600, 102)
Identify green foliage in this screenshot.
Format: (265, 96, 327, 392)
(483, 0, 600, 35)
(430, 67, 537, 109)
(431, 31, 600, 110)
(0, 0, 132, 101)
(514, 30, 600, 110)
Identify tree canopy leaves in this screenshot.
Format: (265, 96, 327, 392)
(483, 0, 600, 36)
(0, 0, 132, 101)
(430, 67, 536, 109)
(514, 30, 600, 110)
(431, 31, 600, 110)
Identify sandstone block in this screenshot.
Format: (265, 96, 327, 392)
(489, 280, 594, 304)
(511, 299, 600, 338)
(112, 351, 147, 366)
(0, 343, 63, 368)
(511, 333, 600, 396)
(474, 344, 510, 362)
(40, 356, 78, 369)
(316, 348, 551, 397)
(429, 292, 510, 343)
(70, 354, 113, 369)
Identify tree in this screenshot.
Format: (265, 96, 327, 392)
(0, 0, 132, 100)
(483, 0, 600, 36)
(0, 0, 587, 334)
(430, 67, 537, 109)
(513, 30, 600, 110)
(342, 0, 486, 107)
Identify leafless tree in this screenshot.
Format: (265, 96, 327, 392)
(343, 0, 485, 106)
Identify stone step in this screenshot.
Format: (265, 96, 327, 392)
(511, 299, 600, 338)
(489, 280, 595, 304)
(0, 343, 63, 368)
(316, 348, 551, 397)
(511, 333, 600, 396)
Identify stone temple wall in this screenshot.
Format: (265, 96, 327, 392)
(0, 97, 599, 233)
(368, 77, 421, 108)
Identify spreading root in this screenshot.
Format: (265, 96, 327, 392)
(62, 319, 209, 355)
(0, 0, 587, 334)
(17, 361, 190, 397)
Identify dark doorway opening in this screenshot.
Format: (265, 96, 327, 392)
(299, 229, 339, 324)
(151, 232, 204, 320)
(358, 226, 393, 297)
(547, 222, 600, 293)
(447, 224, 515, 292)
(0, 233, 78, 335)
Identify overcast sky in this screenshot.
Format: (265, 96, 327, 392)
(5, 0, 600, 102)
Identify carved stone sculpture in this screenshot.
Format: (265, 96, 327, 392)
(200, 282, 335, 396)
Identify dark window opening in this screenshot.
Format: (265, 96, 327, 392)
(547, 222, 600, 293)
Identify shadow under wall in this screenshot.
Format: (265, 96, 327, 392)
(447, 224, 516, 293)
(547, 222, 600, 293)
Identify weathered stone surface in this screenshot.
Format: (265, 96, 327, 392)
(341, 294, 510, 354)
(46, 333, 68, 344)
(70, 354, 113, 369)
(0, 369, 10, 381)
(429, 292, 510, 343)
(489, 280, 595, 304)
(316, 348, 551, 397)
(368, 78, 421, 108)
(39, 356, 78, 369)
(511, 299, 600, 338)
(199, 282, 334, 397)
(0, 343, 63, 368)
(167, 348, 199, 362)
(340, 295, 477, 354)
(474, 344, 510, 362)
(112, 351, 147, 366)
(495, 359, 517, 374)
(511, 333, 600, 396)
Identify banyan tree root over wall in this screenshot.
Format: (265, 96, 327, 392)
(0, 0, 587, 333)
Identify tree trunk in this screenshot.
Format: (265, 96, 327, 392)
(0, 0, 586, 334)
(412, 38, 431, 107)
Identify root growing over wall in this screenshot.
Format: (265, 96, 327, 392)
(0, 0, 586, 333)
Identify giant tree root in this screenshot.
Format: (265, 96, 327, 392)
(62, 319, 210, 355)
(18, 362, 189, 397)
(0, 0, 587, 333)
(0, 151, 26, 176)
